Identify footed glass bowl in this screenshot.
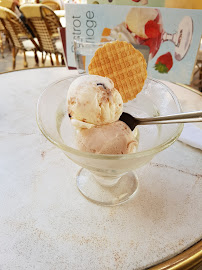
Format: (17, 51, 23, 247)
(37, 75, 183, 206)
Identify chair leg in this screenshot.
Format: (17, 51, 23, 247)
(42, 51, 44, 65)
(55, 53, 59, 66)
(34, 50, 39, 66)
(199, 63, 202, 92)
(12, 47, 16, 69)
(42, 51, 47, 65)
(50, 53, 54, 66)
(23, 51, 28, 68)
(61, 54, 65, 66)
(6, 36, 11, 51)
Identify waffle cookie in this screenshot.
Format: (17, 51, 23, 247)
(88, 41, 147, 103)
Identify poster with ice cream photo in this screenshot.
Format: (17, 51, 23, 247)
(87, 0, 165, 6)
(87, 0, 202, 9)
(65, 4, 202, 84)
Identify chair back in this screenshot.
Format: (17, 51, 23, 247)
(0, 0, 14, 10)
(41, 0, 61, 10)
(0, 19, 4, 31)
(20, 4, 62, 54)
(0, 6, 33, 50)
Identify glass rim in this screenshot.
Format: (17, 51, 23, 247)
(36, 75, 184, 161)
(73, 36, 115, 45)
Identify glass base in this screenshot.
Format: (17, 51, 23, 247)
(76, 168, 138, 206)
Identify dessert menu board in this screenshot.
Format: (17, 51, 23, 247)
(65, 4, 202, 84)
(87, 0, 166, 7)
(87, 0, 202, 9)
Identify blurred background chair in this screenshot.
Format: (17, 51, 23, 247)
(0, 0, 15, 10)
(0, 6, 39, 69)
(0, 20, 5, 57)
(0, 0, 13, 58)
(0, 20, 11, 58)
(20, 4, 64, 65)
(41, 0, 61, 10)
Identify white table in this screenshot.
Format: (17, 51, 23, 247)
(0, 67, 201, 270)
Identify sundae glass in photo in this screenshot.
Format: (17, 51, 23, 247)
(37, 75, 184, 206)
(74, 36, 114, 73)
(109, 8, 193, 61)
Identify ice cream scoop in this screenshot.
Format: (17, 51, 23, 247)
(126, 8, 158, 39)
(76, 121, 138, 155)
(67, 75, 123, 129)
(110, 22, 136, 44)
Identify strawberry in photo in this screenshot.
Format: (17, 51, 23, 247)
(132, 0, 148, 3)
(154, 52, 173, 73)
(145, 20, 161, 38)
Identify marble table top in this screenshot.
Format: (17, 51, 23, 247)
(0, 67, 201, 270)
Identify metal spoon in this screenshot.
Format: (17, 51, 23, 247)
(119, 111, 202, 131)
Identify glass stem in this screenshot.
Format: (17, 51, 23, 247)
(92, 173, 124, 187)
(162, 32, 177, 46)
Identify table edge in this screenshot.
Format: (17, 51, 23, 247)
(0, 65, 65, 75)
(149, 240, 202, 270)
(1, 67, 201, 95)
(1, 67, 202, 98)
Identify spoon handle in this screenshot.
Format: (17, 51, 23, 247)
(136, 111, 202, 123)
(138, 118, 202, 125)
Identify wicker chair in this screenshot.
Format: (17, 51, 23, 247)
(0, 6, 39, 69)
(41, 0, 61, 11)
(20, 4, 63, 65)
(0, 15, 12, 58)
(0, 20, 5, 57)
(0, 0, 14, 10)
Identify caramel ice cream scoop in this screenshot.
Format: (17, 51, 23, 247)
(76, 121, 138, 155)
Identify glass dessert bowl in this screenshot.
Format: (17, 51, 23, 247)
(37, 75, 183, 206)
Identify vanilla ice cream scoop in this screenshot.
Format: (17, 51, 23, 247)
(110, 22, 136, 44)
(76, 121, 138, 155)
(67, 75, 123, 129)
(126, 8, 158, 38)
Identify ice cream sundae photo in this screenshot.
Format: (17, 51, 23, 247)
(102, 7, 193, 73)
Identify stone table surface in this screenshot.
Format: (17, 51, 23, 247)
(0, 67, 201, 270)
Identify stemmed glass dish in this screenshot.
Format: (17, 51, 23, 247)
(112, 8, 193, 61)
(137, 11, 193, 60)
(37, 75, 183, 206)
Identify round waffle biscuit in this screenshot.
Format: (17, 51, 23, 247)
(88, 41, 147, 103)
